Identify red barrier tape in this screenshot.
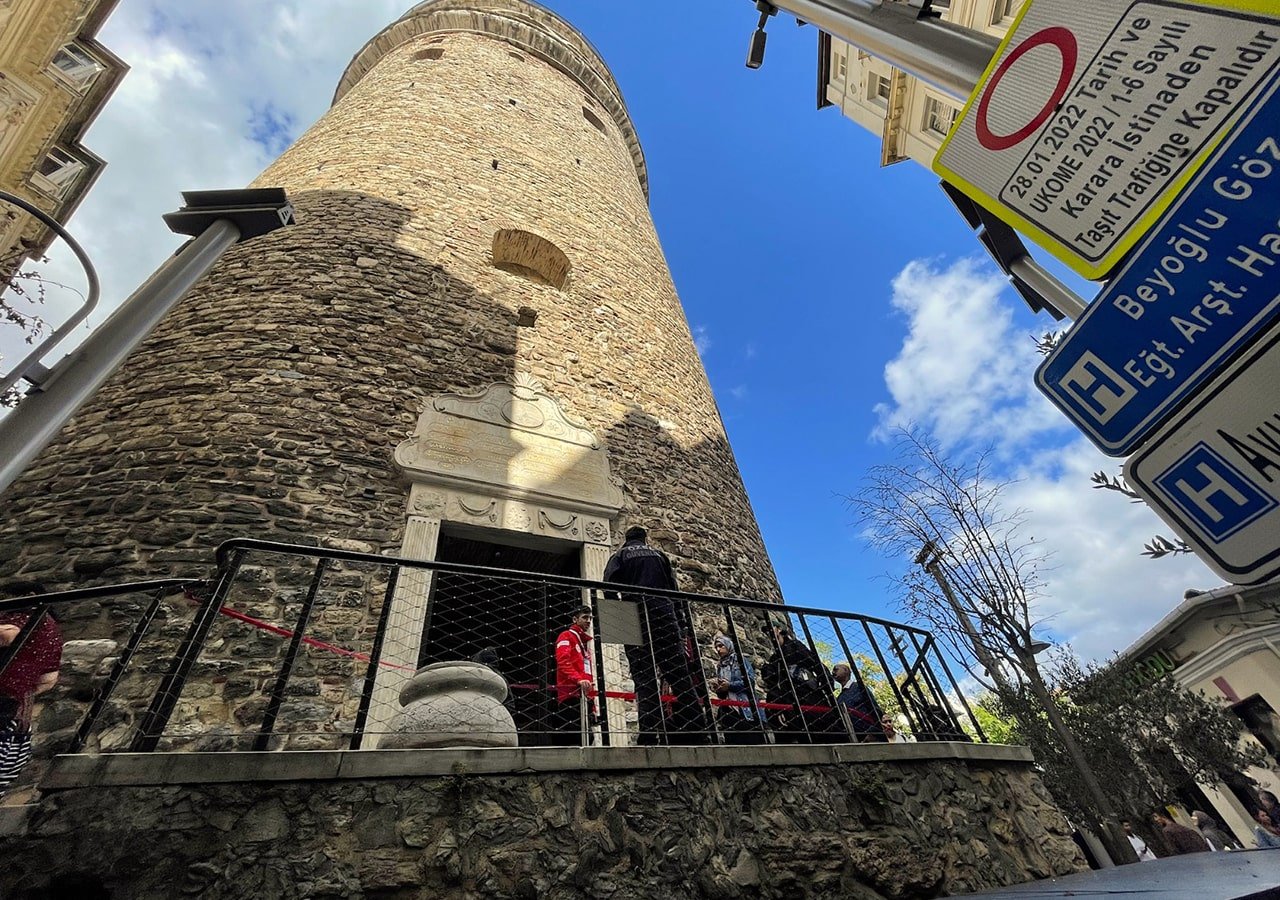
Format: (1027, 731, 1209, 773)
(204, 600, 417, 672)
(507, 681, 878, 721)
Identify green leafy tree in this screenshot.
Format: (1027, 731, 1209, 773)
(971, 694, 1018, 745)
(996, 653, 1265, 826)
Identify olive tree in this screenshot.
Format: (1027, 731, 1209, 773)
(998, 653, 1265, 828)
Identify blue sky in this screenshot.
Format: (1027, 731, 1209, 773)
(10, 0, 1219, 662)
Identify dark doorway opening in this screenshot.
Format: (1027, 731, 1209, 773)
(419, 527, 582, 745)
(1234, 694, 1280, 765)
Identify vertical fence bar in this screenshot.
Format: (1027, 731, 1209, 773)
(920, 632, 986, 742)
(862, 619, 921, 739)
(540, 580, 551, 745)
(681, 598, 719, 745)
(723, 604, 770, 744)
(131, 551, 245, 752)
(589, 588, 612, 747)
(905, 629, 965, 739)
(69, 588, 166, 754)
(639, 601, 669, 746)
(774, 618, 813, 744)
(350, 564, 400, 750)
(797, 613, 849, 742)
(254, 558, 329, 752)
(885, 626, 932, 737)
(830, 615, 881, 742)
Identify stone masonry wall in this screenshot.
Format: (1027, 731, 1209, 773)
(0, 1, 780, 608)
(2, 749, 1084, 899)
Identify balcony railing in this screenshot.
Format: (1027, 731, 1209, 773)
(0, 538, 984, 764)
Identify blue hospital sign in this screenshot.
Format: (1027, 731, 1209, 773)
(1125, 328, 1280, 584)
(1057, 352, 1138, 426)
(1036, 71, 1280, 456)
(1152, 444, 1277, 542)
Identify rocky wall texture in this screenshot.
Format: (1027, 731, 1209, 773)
(0, 0, 780, 607)
(1, 754, 1084, 899)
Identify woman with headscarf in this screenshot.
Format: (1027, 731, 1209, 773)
(708, 635, 765, 744)
(1191, 810, 1239, 851)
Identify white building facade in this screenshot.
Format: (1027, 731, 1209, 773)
(817, 0, 1022, 167)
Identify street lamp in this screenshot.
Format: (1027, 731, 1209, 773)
(0, 188, 294, 496)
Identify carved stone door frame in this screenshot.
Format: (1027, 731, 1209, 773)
(368, 379, 627, 745)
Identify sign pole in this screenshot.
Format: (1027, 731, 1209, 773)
(769, 0, 998, 101)
(767, 0, 1090, 320)
(0, 189, 294, 497)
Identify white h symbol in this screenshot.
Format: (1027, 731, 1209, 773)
(1059, 352, 1137, 425)
(1174, 463, 1249, 524)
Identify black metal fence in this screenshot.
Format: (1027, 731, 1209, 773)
(0, 538, 983, 761)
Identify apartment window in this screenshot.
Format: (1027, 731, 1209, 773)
(868, 74, 891, 108)
(833, 49, 848, 82)
(924, 97, 958, 137)
(931, 0, 952, 11)
(30, 148, 86, 199)
(990, 0, 1019, 25)
(48, 44, 105, 93)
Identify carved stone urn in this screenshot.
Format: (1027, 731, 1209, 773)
(380, 661, 517, 749)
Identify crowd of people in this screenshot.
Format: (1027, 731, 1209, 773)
(1118, 791, 1280, 860)
(548, 525, 912, 747)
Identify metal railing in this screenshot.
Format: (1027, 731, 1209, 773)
(0, 538, 983, 761)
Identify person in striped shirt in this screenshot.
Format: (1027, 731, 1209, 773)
(0, 604, 63, 797)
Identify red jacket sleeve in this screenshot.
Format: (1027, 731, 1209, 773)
(556, 629, 588, 682)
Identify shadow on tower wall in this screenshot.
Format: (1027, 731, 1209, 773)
(0, 188, 789, 765)
(601, 406, 780, 605)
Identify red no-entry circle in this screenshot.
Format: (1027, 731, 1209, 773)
(975, 26, 1078, 151)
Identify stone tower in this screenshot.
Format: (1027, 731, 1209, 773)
(0, 0, 780, 714)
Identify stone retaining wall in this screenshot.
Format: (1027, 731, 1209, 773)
(1, 744, 1084, 899)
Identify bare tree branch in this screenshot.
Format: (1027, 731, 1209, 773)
(847, 424, 1137, 863)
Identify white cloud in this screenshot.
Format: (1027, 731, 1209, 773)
(692, 324, 711, 356)
(1006, 439, 1216, 660)
(876, 257, 1219, 661)
(874, 257, 1066, 452)
(728, 384, 748, 400)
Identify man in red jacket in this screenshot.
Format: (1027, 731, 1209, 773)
(551, 606, 597, 746)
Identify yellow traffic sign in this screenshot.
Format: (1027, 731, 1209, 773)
(934, 0, 1280, 279)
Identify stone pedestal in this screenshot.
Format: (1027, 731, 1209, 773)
(380, 661, 517, 749)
